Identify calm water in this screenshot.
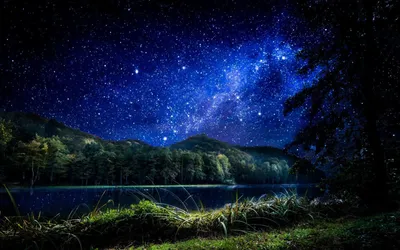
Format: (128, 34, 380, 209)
(0, 184, 323, 217)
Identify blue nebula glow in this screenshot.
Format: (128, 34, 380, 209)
(2, 1, 316, 147)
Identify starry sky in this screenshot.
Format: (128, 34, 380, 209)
(1, 0, 319, 147)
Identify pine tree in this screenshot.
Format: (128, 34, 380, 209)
(285, 0, 399, 208)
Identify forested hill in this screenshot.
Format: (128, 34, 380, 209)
(171, 134, 325, 184)
(0, 112, 148, 147)
(0, 112, 324, 186)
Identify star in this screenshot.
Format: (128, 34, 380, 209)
(2, 0, 313, 148)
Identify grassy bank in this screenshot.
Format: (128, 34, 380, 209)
(137, 212, 400, 250)
(0, 192, 322, 249)
(0, 191, 396, 249)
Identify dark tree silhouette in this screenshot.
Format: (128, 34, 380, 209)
(285, 0, 399, 208)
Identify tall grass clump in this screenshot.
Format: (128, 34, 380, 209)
(0, 188, 322, 249)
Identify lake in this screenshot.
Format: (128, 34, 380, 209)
(0, 184, 323, 217)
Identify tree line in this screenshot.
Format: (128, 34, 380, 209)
(0, 119, 296, 187)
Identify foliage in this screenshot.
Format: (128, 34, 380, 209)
(139, 211, 400, 250)
(1, 186, 398, 250)
(283, 0, 399, 206)
(0, 192, 323, 249)
(15, 135, 49, 187)
(0, 113, 324, 186)
(0, 119, 13, 182)
(0, 119, 13, 149)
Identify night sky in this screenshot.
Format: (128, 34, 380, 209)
(1, 0, 319, 147)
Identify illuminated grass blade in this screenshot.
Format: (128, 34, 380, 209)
(3, 184, 20, 217)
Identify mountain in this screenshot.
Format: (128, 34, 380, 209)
(171, 134, 233, 151)
(170, 134, 325, 184)
(170, 134, 251, 160)
(0, 112, 98, 142)
(0, 112, 148, 148)
(0, 112, 324, 186)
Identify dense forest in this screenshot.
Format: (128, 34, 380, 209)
(0, 112, 323, 187)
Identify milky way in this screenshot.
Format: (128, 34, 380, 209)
(2, 0, 317, 147)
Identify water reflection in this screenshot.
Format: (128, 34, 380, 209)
(0, 184, 324, 217)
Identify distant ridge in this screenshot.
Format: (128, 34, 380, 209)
(0, 112, 325, 185)
(0, 112, 149, 146)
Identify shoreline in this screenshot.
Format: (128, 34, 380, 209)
(1, 193, 397, 249)
(0, 183, 320, 191)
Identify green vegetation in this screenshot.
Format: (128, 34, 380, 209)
(0, 112, 323, 187)
(0, 119, 13, 182)
(0, 192, 341, 249)
(1, 189, 398, 249)
(138, 212, 400, 250)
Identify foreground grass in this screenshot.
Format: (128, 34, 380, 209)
(0, 193, 322, 249)
(137, 212, 400, 250)
(0, 191, 394, 249)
